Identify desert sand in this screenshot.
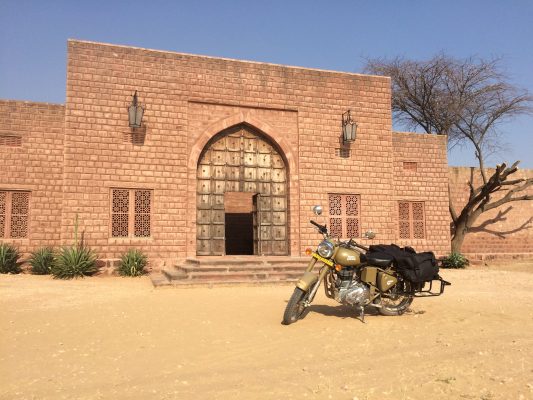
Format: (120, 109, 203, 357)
(1, 261, 532, 400)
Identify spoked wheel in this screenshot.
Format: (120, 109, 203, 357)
(282, 288, 311, 325)
(378, 277, 413, 316)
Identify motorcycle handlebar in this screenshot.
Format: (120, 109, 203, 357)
(356, 243, 369, 252)
(310, 220, 327, 233)
(309, 221, 370, 251)
(347, 238, 369, 252)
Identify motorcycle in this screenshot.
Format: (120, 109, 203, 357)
(282, 205, 450, 324)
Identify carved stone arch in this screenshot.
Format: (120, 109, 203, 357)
(188, 112, 296, 175)
(193, 118, 290, 256)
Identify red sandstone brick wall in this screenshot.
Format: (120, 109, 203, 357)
(63, 39, 410, 263)
(0, 100, 65, 252)
(1, 40, 454, 266)
(449, 167, 533, 255)
(224, 192, 254, 213)
(392, 132, 451, 255)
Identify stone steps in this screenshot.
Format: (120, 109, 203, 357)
(150, 256, 310, 287)
(149, 275, 296, 288)
(175, 263, 306, 274)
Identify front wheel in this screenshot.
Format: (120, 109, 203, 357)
(282, 288, 310, 325)
(378, 278, 414, 316)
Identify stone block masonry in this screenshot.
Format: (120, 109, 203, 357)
(61, 40, 410, 264)
(0, 100, 64, 253)
(449, 167, 533, 256)
(392, 132, 450, 256)
(0, 39, 463, 268)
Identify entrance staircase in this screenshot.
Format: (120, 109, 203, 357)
(150, 256, 309, 287)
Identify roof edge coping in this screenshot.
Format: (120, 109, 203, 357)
(67, 39, 390, 81)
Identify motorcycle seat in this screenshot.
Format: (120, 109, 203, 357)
(366, 253, 394, 268)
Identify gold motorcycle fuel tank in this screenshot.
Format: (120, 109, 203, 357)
(334, 247, 361, 266)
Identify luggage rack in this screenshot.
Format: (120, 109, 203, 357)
(412, 276, 451, 297)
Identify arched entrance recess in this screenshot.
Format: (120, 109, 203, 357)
(196, 124, 288, 256)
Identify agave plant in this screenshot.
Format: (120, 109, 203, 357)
(0, 243, 22, 274)
(118, 249, 147, 277)
(51, 245, 98, 279)
(29, 247, 54, 275)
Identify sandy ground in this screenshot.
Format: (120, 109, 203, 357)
(1, 261, 532, 400)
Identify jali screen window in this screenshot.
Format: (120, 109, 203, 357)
(111, 189, 152, 238)
(328, 194, 361, 239)
(0, 191, 30, 238)
(398, 201, 425, 239)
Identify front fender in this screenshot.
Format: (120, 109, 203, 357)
(296, 271, 319, 292)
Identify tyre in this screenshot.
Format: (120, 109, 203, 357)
(282, 287, 310, 325)
(378, 278, 414, 316)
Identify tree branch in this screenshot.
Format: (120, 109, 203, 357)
(484, 178, 533, 211)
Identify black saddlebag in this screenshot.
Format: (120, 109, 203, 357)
(368, 244, 439, 283)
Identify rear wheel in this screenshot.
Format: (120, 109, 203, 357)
(282, 288, 310, 325)
(378, 278, 413, 316)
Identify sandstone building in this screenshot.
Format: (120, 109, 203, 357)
(1, 39, 463, 268)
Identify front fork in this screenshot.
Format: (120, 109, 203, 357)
(305, 257, 317, 272)
(303, 258, 330, 306)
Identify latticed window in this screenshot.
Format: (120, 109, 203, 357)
(111, 189, 152, 238)
(0, 191, 30, 238)
(328, 194, 361, 239)
(399, 201, 425, 239)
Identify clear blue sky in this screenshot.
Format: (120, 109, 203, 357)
(1, 0, 532, 167)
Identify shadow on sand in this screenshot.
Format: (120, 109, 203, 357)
(306, 304, 381, 320)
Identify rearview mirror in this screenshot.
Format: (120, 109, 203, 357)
(312, 205, 323, 216)
(364, 230, 376, 239)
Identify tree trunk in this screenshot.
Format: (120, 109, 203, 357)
(451, 205, 485, 253)
(451, 229, 466, 253)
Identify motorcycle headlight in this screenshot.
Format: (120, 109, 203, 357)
(317, 240, 334, 259)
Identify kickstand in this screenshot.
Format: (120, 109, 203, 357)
(358, 306, 365, 323)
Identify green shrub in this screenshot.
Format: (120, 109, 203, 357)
(0, 243, 22, 274)
(441, 252, 469, 269)
(118, 249, 147, 277)
(51, 245, 98, 279)
(29, 247, 54, 275)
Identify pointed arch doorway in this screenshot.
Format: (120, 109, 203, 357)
(196, 124, 288, 256)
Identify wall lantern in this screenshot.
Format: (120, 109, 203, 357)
(128, 91, 145, 128)
(342, 110, 357, 143)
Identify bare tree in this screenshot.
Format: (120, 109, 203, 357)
(365, 55, 533, 253)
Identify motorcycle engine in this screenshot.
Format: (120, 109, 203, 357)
(334, 269, 370, 306)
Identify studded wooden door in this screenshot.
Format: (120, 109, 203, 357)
(197, 125, 288, 256)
